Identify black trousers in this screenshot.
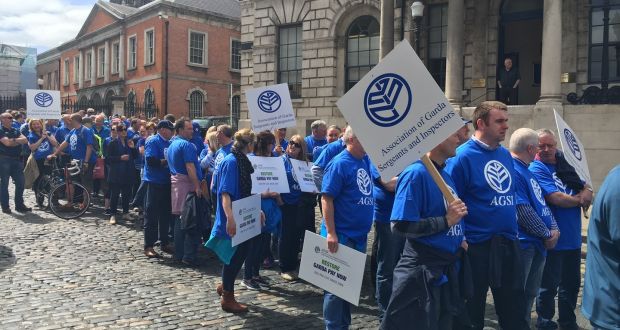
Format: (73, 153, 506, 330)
(143, 182, 171, 249)
(458, 240, 529, 330)
(109, 182, 131, 214)
(278, 203, 303, 272)
(499, 87, 517, 105)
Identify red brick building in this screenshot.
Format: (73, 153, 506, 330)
(37, 0, 241, 121)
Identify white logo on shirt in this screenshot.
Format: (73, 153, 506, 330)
(38, 140, 50, 153)
(442, 186, 458, 211)
(530, 178, 546, 206)
(356, 168, 372, 195)
(484, 160, 512, 194)
(215, 152, 225, 168)
(69, 134, 78, 151)
(552, 172, 568, 193)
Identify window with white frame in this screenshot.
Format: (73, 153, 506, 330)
(98, 47, 105, 78)
(73, 56, 80, 82)
(112, 42, 120, 73)
(85, 52, 92, 80)
(189, 90, 204, 118)
(230, 39, 241, 70)
(144, 29, 155, 65)
(128, 35, 137, 69)
(278, 25, 302, 98)
(188, 30, 207, 66)
(64, 59, 70, 85)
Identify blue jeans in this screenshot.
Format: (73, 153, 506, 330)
(173, 217, 201, 263)
(374, 221, 405, 322)
(521, 245, 546, 326)
(536, 249, 581, 329)
(323, 238, 357, 330)
(0, 157, 25, 209)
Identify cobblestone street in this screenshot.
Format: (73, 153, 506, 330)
(0, 191, 591, 329)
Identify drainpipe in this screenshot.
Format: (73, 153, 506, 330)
(163, 19, 170, 115)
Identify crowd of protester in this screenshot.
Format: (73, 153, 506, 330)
(0, 101, 616, 330)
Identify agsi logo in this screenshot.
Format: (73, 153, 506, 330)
(364, 73, 412, 127)
(563, 128, 582, 161)
(356, 168, 372, 195)
(257, 90, 281, 113)
(484, 160, 512, 194)
(530, 178, 546, 205)
(34, 92, 54, 107)
(552, 172, 568, 193)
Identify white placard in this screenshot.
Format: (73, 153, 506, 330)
(248, 155, 290, 194)
(245, 83, 296, 132)
(290, 158, 319, 193)
(336, 40, 463, 181)
(231, 194, 262, 247)
(26, 89, 61, 119)
(553, 109, 592, 185)
(299, 231, 367, 306)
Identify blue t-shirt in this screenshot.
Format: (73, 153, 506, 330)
(167, 138, 203, 181)
(143, 134, 171, 184)
(281, 154, 302, 205)
(529, 160, 582, 250)
(513, 158, 555, 254)
(313, 139, 346, 170)
(55, 126, 70, 145)
(273, 138, 289, 154)
(28, 132, 53, 160)
(211, 142, 233, 193)
(391, 161, 464, 254)
(93, 126, 111, 141)
(320, 150, 374, 248)
(211, 153, 241, 239)
(46, 125, 58, 136)
(64, 126, 97, 164)
(445, 139, 518, 243)
(304, 135, 327, 161)
(372, 164, 395, 223)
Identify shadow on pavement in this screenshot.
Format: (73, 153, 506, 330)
(0, 245, 16, 273)
(13, 211, 54, 224)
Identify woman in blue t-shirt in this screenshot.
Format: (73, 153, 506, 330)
(241, 131, 282, 291)
(278, 134, 307, 281)
(28, 119, 59, 205)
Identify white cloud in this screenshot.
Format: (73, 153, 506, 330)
(0, 0, 93, 54)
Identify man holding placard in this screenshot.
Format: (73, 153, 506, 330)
(445, 101, 527, 330)
(320, 127, 374, 329)
(381, 131, 468, 330)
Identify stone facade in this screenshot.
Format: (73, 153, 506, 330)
(0, 44, 37, 97)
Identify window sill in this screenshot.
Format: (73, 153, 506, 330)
(292, 98, 303, 103)
(144, 63, 155, 67)
(187, 63, 208, 69)
(127, 67, 137, 72)
(229, 68, 240, 73)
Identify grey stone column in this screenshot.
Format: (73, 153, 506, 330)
(538, 0, 562, 104)
(380, 0, 395, 59)
(78, 50, 84, 89)
(445, 0, 464, 106)
(119, 34, 125, 80)
(90, 45, 96, 85)
(104, 41, 110, 83)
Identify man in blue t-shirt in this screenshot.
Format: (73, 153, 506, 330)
(53, 114, 97, 192)
(304, 120, 327, 161)
(529, 129, 592, 330)
(320, 127, 374, 330)
(381, 132, 468, 330)
(168, 118, 205, 265)
(509, 128, 560, 326)
(142, 120, 174, 258)
(445, 101, 526, 329)
(582, 165, 620, 330)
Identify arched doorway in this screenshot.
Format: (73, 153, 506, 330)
(498, 0, 543, 105)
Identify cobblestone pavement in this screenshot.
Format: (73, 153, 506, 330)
(0, 190, 591, 329)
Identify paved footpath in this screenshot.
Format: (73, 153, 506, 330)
(0, 191, 591, 329)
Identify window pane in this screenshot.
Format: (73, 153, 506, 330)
(370, 36, 379, 50)
(288, 57, 296, 70)
(288, 44, 296, 59)
(611, 8, 620, 24)
(441, 43, 447, 57)
(592, 9, 603, 26)
(280, 28, 288, 45)
(591, 46, 603, 61)
(280, 58, 287, 71)
(359, 37, 370, 51)
(429, 43, 441, 58)
(348, 52, 358, 66)
(610, 24, 620, 42)
(429, 28, 441, 43)
(349, 67, 359, 81)
(369, 50, 379, 65)
(590, 61, 602, 81)
(348, 38, 358, 51)
(610, 59, 619, 79)
(359, 51, 370, 66)
(592, 26, 604, 44)
(429, 6, 441, 26)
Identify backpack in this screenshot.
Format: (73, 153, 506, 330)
(78, 126, 101, 157)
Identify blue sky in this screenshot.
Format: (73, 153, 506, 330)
(0, 0, 96, 54)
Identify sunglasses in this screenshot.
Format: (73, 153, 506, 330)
(3, 116, 13, 120)
(289, 142, 301, 149)
(113, 128, 126, 132)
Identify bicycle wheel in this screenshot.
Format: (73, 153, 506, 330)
(34, 175, 53, 209)
(48, 182, 91, 219)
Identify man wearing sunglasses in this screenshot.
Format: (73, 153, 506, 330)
(0, 112, 31, 214)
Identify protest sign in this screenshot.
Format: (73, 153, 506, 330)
(26, 89, 61, 119)
(245, 84, 296, 132)
(335, 40, 462, 200)
(248, 155, 290, 194)
(290, 158, 319, 193)
(231, 194, 261, 247)
(553, 109, 592, 185)
(298, 231, 367, 306)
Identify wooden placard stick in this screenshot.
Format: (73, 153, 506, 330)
(420, 154, 456, 204)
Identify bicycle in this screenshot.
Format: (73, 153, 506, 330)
(33, 158, 91, 219)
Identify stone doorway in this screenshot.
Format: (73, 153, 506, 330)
(498, 0, 543, 105)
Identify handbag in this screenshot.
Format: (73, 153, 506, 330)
(92, 157, 105, 179)
(24, 154, 40, 189)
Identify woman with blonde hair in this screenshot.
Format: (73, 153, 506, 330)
(207, 128, 264, 313)
(27, 119, 58, 205)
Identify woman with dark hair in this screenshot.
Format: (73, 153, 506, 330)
(241, 131, 282, 290)
(106, 124, 135, 224)
(207, 128, 263, 313)
(278, 134, 308, 281)
(27, 119, 58, 205)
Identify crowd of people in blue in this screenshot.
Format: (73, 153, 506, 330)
(0, 100, 618, 330)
